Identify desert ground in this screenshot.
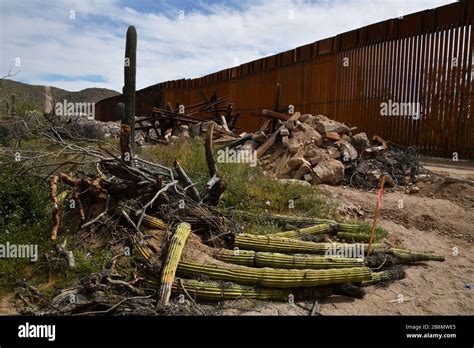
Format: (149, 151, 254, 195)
(218, 165, 474, 315)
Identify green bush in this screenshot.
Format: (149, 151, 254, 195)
(0, 165, 51, 292)
(15, 100, 40, 116)
(0, 165, 113, 295)
(0, 167, 50, 228)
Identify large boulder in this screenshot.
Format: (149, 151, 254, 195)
(351, 132, 370, 151)
(288, 143, 299, 154)
(310, 131, 323, 146)
(293, 163, 312, 180)
(299, 114, 315, 123)
(307, 147, 342, 166)
(287, 157, 310, 170)
(335, 140, 358, 161)
(293, 123, 322, 145)
(304, 146, 318, 158)
(307, 148, 329, 165)
(314, 116, 350, 134)
(326, 146, 341, 159)
(313, 159, 345, 185)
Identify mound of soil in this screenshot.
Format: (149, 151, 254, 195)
(420, 183, 474, 209)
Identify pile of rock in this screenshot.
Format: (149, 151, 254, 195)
(256, 113, 431, 188)
(67, 117, 120, 140)
(51, 111, 121, 140)
(131, 107, 432, 189)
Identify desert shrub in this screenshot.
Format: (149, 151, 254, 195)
(0, 117, 32, 145)
(0, 165, 51, 292)
(15, 100, 40, 116)
(0, 166, 50, 228)
(73, 121, 105, 140)
(0, 164, 114, 293)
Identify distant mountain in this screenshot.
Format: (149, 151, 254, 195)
(0, 79, 120, 112)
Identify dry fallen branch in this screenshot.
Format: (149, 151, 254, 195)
(174, 158, 200, 202)
(205, 122, 218, 178)
(178, 278, 207, 315)
(72, 295, 154, 316)
(72, 190, 86, 221)
(81, 195, 110, 228)
(136, 180, 178, 230)
(50, 175, 60, 240)
(55, 239, 76, 269)
(203, 123, 226, 206)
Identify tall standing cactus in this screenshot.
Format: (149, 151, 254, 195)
(118, 102, 132, 166)
(123, 25, 137, 143)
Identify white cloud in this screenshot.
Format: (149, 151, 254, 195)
(0, 0, 456, 92)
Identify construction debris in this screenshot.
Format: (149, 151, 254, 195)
(134, 93, 241, 145)
(213, 111, 436, 189)
(130, 83, 436, 192)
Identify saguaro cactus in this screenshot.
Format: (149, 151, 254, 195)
(118, 102, 132, 165)
(123, 25, 137, 143)
(158, 223, 191, 306)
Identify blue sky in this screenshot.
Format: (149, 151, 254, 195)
(0, 0, 456, 92)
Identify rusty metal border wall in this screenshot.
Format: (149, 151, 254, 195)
(96, 1, 474, 159)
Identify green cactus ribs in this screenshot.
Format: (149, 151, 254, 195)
(123, 25, 137, 143)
